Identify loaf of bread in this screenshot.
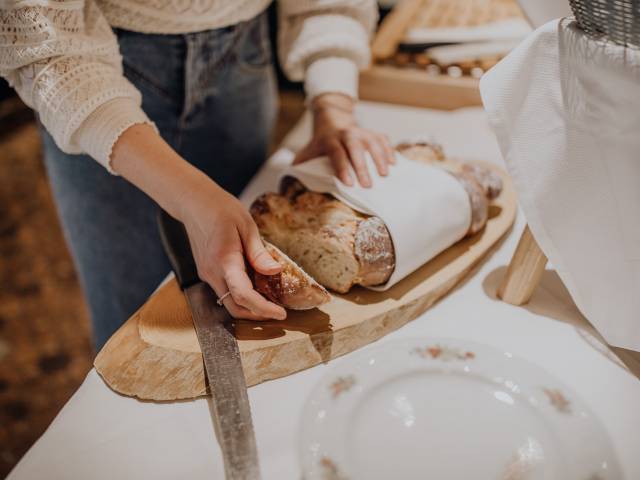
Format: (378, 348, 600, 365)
(395, 142, 503, 234)
(252, 241, 331, 310)
(395, 142, 503, 198)
(251, 143, 502, 294)
(251, 177, 395, 294)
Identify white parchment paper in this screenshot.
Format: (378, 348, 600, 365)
(278, 150, 471, 290)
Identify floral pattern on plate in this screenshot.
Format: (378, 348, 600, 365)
(329, 375, 356, 399)
(320, 457, 349, 480)
(300, 338, 621, 480)
(412, 344, 475, 361)
(542, 388, 571, 414)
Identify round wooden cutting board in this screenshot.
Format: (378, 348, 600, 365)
(94, 162, 517, 401)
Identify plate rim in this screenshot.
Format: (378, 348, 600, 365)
(298, 337, 621, 480)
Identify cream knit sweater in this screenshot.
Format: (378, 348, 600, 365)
(0, 0, 376, 170)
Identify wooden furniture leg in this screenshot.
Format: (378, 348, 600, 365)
(499, 226, 640, 379)
(498, 225, 547, 305)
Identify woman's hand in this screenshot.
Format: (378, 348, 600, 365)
(180, 180, 287, 321)
(294, 93, 395, 188)
(111, 124, 287, 321)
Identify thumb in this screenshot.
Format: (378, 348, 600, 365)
(242, 226, 282, 275)
(293, 140, 321, 165)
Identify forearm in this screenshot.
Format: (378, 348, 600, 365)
(106, 124, 287, 320)
(110, 124, 216, 222)
(113, 94, 359, 216)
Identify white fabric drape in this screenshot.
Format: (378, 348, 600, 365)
(481, 18, 640, 351)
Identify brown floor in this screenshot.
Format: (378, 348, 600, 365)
(0, 91, 305, 477)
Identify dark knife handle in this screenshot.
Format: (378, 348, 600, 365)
(157, 209, 200, 290)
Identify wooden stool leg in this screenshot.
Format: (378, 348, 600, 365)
(498, 225, 548, 305)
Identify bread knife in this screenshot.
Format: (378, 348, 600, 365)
(157, 210, 261, 480)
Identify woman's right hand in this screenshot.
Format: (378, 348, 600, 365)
(180, 180, 287, 321)
(111, 123, 287, 321)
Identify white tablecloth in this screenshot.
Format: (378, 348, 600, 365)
(9, 102, 640, 480)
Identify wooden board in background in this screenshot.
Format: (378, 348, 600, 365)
(359, 65, 481, 110)
(95, 162, 516, 401)
(364, 0, 526, 110)
(408, 0, 523, 30)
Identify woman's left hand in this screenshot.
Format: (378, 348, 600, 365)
(293, 93, 395, 188)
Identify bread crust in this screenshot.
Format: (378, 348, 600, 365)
(395, 141, 501, 235)
(252, 241, 331, 310)
(250, 177, 396, 293)
(451, 171, 488, 235)
(396, 141, 446, 163)
(251, 143, 501, 294)
(461, 163, 503, 200)
(354, 216, 395, 287)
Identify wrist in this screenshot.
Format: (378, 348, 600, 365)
(311, 93, 355, 115)
(311, 93, 357, 132)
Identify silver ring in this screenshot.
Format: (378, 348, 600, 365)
(216, 291, 232, 306)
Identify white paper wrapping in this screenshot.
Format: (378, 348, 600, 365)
(480, 18, 640, 351)
(275, 149, 472, 290)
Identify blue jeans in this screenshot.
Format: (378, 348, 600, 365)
(40, 12, 277, 351)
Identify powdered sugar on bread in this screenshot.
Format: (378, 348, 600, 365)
(252, 241, 331, 310)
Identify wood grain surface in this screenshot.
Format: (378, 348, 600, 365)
(498, 225, 548, 305)
(359, 65, 481, 110)
(95, 161, 517, 401)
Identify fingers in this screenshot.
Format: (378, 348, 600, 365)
(198, 242, 286, 321)
(242, 223, 281, 275)
(327, 140, 354, 186)
(220, 296, 269, 321)
(379, 133, 396, 165)
(344, 137, 372, 188)
(365, 132, 396, 177)
(199, 265, 270, 321)
(293, 141, 320, 165)
(197, 265, 266, 320)
(365, 137, 389, 177)
(221, 250, 287, 320)
(295, 138, 359, 187)
(294, 129, 395, 187)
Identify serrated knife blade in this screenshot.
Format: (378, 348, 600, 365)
(158, 210, 261, 480)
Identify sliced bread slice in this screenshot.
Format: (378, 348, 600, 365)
(252, 241, 331, 310)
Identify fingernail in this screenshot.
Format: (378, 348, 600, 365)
(342, 175, 353, 186)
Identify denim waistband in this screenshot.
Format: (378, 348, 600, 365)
(114, 11, 272, 121)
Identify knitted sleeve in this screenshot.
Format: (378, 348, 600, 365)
(0, 0, 154, 171)
(278, 0, 377, 100)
